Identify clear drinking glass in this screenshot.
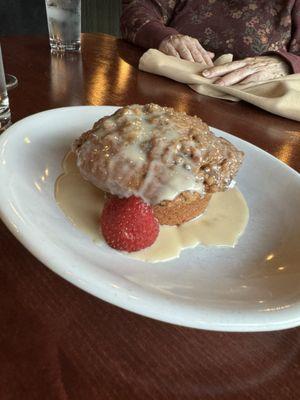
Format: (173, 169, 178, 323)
(45, 0, 81, 52)
(0, 46, 11, 133)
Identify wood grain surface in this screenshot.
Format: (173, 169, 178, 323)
(0, 34, 300, 400)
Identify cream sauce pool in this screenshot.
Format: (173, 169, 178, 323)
(55, 152, 249, 263)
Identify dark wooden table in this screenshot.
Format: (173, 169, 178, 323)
(1, 34, 300, 400)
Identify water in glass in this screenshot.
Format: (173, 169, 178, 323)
(45, 0, 81, 52)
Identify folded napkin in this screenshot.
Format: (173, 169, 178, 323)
(139, 49, 300, 122)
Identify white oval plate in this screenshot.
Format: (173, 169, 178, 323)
(1, 106, 300, 332)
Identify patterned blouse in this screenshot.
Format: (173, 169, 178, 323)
(121, 0, 300, 73)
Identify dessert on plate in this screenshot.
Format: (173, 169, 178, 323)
(70, 104, 245, 254)
(73, 104, 244, 224)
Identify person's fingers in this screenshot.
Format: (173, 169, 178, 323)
(188, 43, 206, 64)
(214, 66, 257, 86)
(161, 34, 215, 66)
(164, 43, 180, 58)
(239, 71, 265, 84)
(202, 60, 248, 78)
(206, 56, 214, 67)
(194, 41, 214, 66)
(201, 51, 214, 67)
(187, 38, 211, 64)
(195, 41, 214, 64)
(177, 44, 194, 61)
(184, 38, 204, 63)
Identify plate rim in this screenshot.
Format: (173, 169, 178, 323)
(1, 105, 300, 332)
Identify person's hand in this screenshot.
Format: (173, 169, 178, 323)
(202, 56, 290, 86)
(159, 34, 214, 66)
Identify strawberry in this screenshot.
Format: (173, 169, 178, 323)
(100, 196, 159, 252)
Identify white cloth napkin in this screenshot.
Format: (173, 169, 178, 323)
(139, 49, 300, 122)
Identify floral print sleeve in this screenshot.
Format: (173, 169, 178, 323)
(121, 0, 300, 73)
(120, 0, 180, 49)
(273, 1, 300, 72)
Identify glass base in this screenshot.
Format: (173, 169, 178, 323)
(5, 74, 18, 90)
(0, 108, 11, 133)
(50, 39, 81, 53)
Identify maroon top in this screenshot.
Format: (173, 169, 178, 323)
(121, 0, 300, 73)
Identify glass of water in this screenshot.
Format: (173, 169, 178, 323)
(0, 45, 11, 133)
(45, 0, 81, 52)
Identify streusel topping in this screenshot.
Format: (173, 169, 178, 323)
(73, 104, 244, 205)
